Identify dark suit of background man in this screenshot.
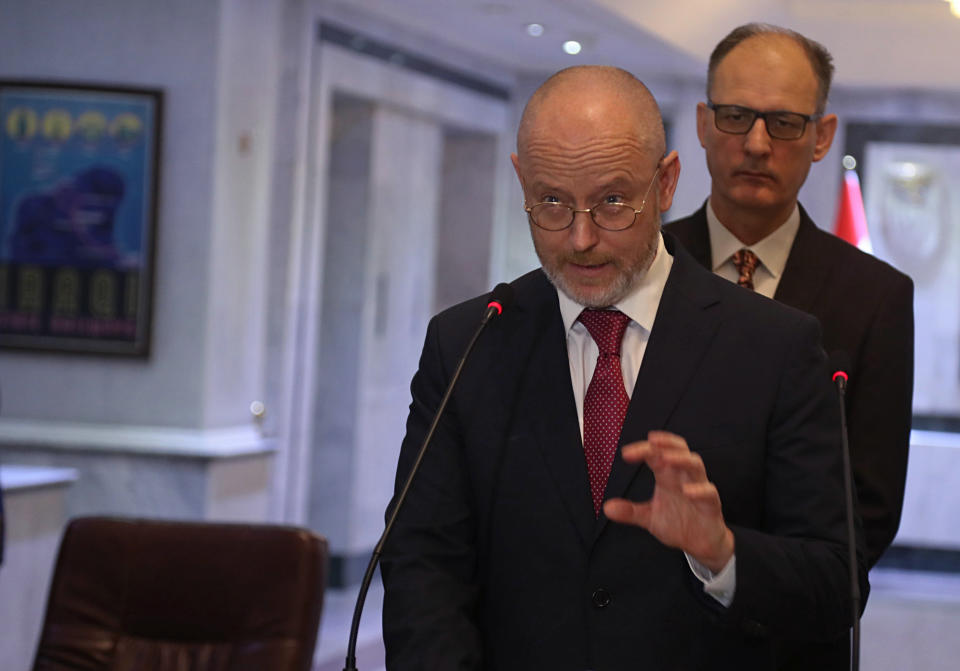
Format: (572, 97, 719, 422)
(381, 65, 867, 671)
(665, 23, 914, 573)
(664, 23, 914, 671)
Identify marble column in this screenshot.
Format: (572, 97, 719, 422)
(310, 97, 443, 582)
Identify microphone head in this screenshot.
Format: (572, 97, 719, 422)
(829, 350, 851, 383)
(486, 282, 515, 316)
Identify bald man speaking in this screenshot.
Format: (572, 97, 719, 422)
(380, 66, 865, 670)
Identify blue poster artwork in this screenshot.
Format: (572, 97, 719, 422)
(0, 83, 160, 354)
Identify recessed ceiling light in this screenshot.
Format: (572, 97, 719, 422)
(526, 23, 544, 37)
(563, 40, 582, 55)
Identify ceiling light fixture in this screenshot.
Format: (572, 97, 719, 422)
(947, 0, 960, 18)
(526, 23, 544, 37)
(562, 40, 582, 55)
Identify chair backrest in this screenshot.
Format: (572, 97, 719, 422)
(32, 516, 328, 671)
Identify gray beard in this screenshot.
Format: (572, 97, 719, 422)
(536, 236, 657, 309)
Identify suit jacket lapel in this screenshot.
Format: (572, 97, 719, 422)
(598, 239, 722, 539)
(668, 203, 713, 270)
(510, 247, 725, 546)
(773, 206, 832, 313)
(505, 273, 596, 548)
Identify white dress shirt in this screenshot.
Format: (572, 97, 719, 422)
(706, 200, 801, 299)
(554, 232, 735, 606)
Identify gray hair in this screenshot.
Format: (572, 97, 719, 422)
(707, 23, 835, 113)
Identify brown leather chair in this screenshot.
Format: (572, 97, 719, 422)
(32, 516, 328, 671)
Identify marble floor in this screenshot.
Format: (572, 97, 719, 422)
(314, 579, 386, 671)
(313, 568, 960, 671)
(861, 569, 960, 670)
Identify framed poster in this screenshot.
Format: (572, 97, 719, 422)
(0, 81, 161, 356)
(845, 122, 960, 423)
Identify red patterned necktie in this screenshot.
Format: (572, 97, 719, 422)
(732, 248, 759, 290)
(578, 309, 632, 517)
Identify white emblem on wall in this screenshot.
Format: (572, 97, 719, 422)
(865, 142, 960, 416)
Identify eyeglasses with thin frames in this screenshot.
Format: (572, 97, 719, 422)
(524, 165, 661, 232)
(707, 102, 821, 141)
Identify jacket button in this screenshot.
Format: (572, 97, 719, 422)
(591, 588, 611, 608)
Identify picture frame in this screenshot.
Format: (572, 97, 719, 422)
(0, 80, 162, 356)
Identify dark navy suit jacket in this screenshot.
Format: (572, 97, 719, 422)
(381, 234, 867, 670)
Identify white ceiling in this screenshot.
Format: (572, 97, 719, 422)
(330, 0, 960, 90)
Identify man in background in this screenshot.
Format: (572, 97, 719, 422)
(382, 64, 865, 670)
(665, 22, 914, 669)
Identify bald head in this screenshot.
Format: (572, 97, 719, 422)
(517, 66, 666, 161)
(511, 65, 681, 308)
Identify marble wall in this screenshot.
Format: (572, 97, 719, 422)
(0, 436, 273, 523)
(896, 431, 960, 550)
(0, 466, 76, 671)
(435, 130, 499, 314)
(291, 41, 512, 579)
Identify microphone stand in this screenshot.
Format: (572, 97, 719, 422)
(342, 286, 512, 671)
(833, 368, 860, 671)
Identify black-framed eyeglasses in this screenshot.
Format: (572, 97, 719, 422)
(707, 102, 821, 141)
(524, 166, 661, 232)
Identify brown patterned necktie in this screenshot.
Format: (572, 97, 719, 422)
(577, 309, 632, 517)
(732, 248, 759, 290)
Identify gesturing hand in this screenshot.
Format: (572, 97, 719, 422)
(603, 430, 734, 573)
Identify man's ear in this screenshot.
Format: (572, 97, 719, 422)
(696, 102, 710, 149)
(657, 150, 681, 212)
(511, 152, 523, 188)
(812, 114, 838, 163)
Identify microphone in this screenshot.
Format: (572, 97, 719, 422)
(829, 351, 860, 671)
(484, 282, 512, 320)
(343, 283, 514, 671)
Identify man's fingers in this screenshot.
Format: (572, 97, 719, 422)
(603, 498, 651, 528)
(620, 441, 649, 463)
(638, 448, 707, 486)
(647, 430, 688, 452)
(621, 433, 710, 492)
(622, 433, 689, 462)
(682, 480, 721, 505)
(663, 450, 707, 480)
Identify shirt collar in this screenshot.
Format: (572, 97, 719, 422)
(705, 200, 800, 279)
(557, 231, 673, 334)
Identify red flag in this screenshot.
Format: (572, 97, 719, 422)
(833, 169, 872, 253)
